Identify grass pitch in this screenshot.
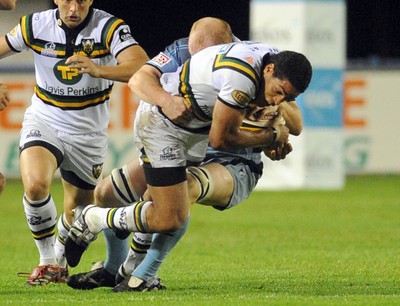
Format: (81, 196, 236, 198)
(0, 175, 399, 305)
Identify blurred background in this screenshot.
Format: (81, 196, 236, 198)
(0, 0, 399, 189)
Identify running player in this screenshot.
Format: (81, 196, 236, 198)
(65, 20, 312, 290)
(66, 17, 298, 291)
(0, 0, 149, 286)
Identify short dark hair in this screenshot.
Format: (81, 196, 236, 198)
(263, 51, 312, 93)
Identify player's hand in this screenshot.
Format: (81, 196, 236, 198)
(271, 124, 289, 146)
(263, 142, 293, 161)
(163, 96, 193, 125)
(66, 55, 101, 78)
(0, 83, 10, 111)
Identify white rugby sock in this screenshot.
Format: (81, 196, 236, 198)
(96, 201, 151, 233)
(23, 194, 57, 266)
(54, 212, 70, 268)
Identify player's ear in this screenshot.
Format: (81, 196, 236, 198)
(264, 63, 275, 74)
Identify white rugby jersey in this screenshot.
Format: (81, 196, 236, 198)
(159, 42, 279, 131)
(6, 8, 138, 133)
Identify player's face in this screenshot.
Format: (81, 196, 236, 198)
(55, 0, 93, 28)
(260, 64, 299, 106)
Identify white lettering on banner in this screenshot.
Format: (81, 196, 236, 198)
(306, 29, 334, 44)
(303, 91, 336, 108)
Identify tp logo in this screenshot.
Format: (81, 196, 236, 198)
(53, 59, 82, 85)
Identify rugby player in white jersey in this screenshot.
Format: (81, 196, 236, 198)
(0, 0, 149, 286)
(65, 17, 299, 292)
(65, 19, 312, 290)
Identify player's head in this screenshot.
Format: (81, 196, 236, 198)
(0, 0, 17, 10)
(54, 0, 93, 29)
(188, 17, 234, 55)
(257, 51, 312, 106)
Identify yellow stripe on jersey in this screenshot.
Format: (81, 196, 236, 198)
(34, 85, 112, 109)
(104, 18, 124, 50)
(179, 60, 211, 122)
(20, 15, 30, 47)
(213, 49, 259, 88)
(20, 15, 67, 57)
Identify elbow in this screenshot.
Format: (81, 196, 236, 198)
(209, 135, 233, 151)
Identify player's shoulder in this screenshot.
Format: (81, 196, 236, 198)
(24, 8, 56, 23)
(91, 8, 116, 20)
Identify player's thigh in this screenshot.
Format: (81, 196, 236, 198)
(20, 146, 58, 197)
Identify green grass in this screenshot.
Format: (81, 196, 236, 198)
(0, 175, 399, 305)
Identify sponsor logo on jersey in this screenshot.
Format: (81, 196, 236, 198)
(92, 163, 103, 179)
(41, 42, 57, 57)
(119, 26, 133, 42)
(81, 38, 95, 57)
(160, 146, 176, 161)
(54, 59, 83, 85)
(231, 90, 251, 107)
(151, 52, 171, 67)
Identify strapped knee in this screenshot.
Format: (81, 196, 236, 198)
(186, 166, 214, 203)
(111, 165, 139, 205)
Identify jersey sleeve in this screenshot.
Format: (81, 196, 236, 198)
(146, 37, 191, 74)
(5, 15, 32, 53)
(107, 18, 138, 58)
(213, 46, 260, 109)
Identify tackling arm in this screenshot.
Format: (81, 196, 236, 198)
(129, 64, 192, 124)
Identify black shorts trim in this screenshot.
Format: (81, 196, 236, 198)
(60, 169, 96, 190)
(20, 140, 63, 168)
(143, 165, 187, 187)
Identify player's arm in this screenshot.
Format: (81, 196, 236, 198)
(278, 101, 303, 136)
(0, 36, 15, 59)
(209, 99, 289, 151)
(129, 64, 192, 124)
(66, 45, 149, 83)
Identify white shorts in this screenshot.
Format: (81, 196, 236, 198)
(20, 107, 107, 188)
(134, 102, 209, 168)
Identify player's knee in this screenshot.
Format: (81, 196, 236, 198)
(153, 205, 189, 231)
(23, 176, 51, 200)
(186, 166, 214, 203)
(163, 213, 188, 231)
